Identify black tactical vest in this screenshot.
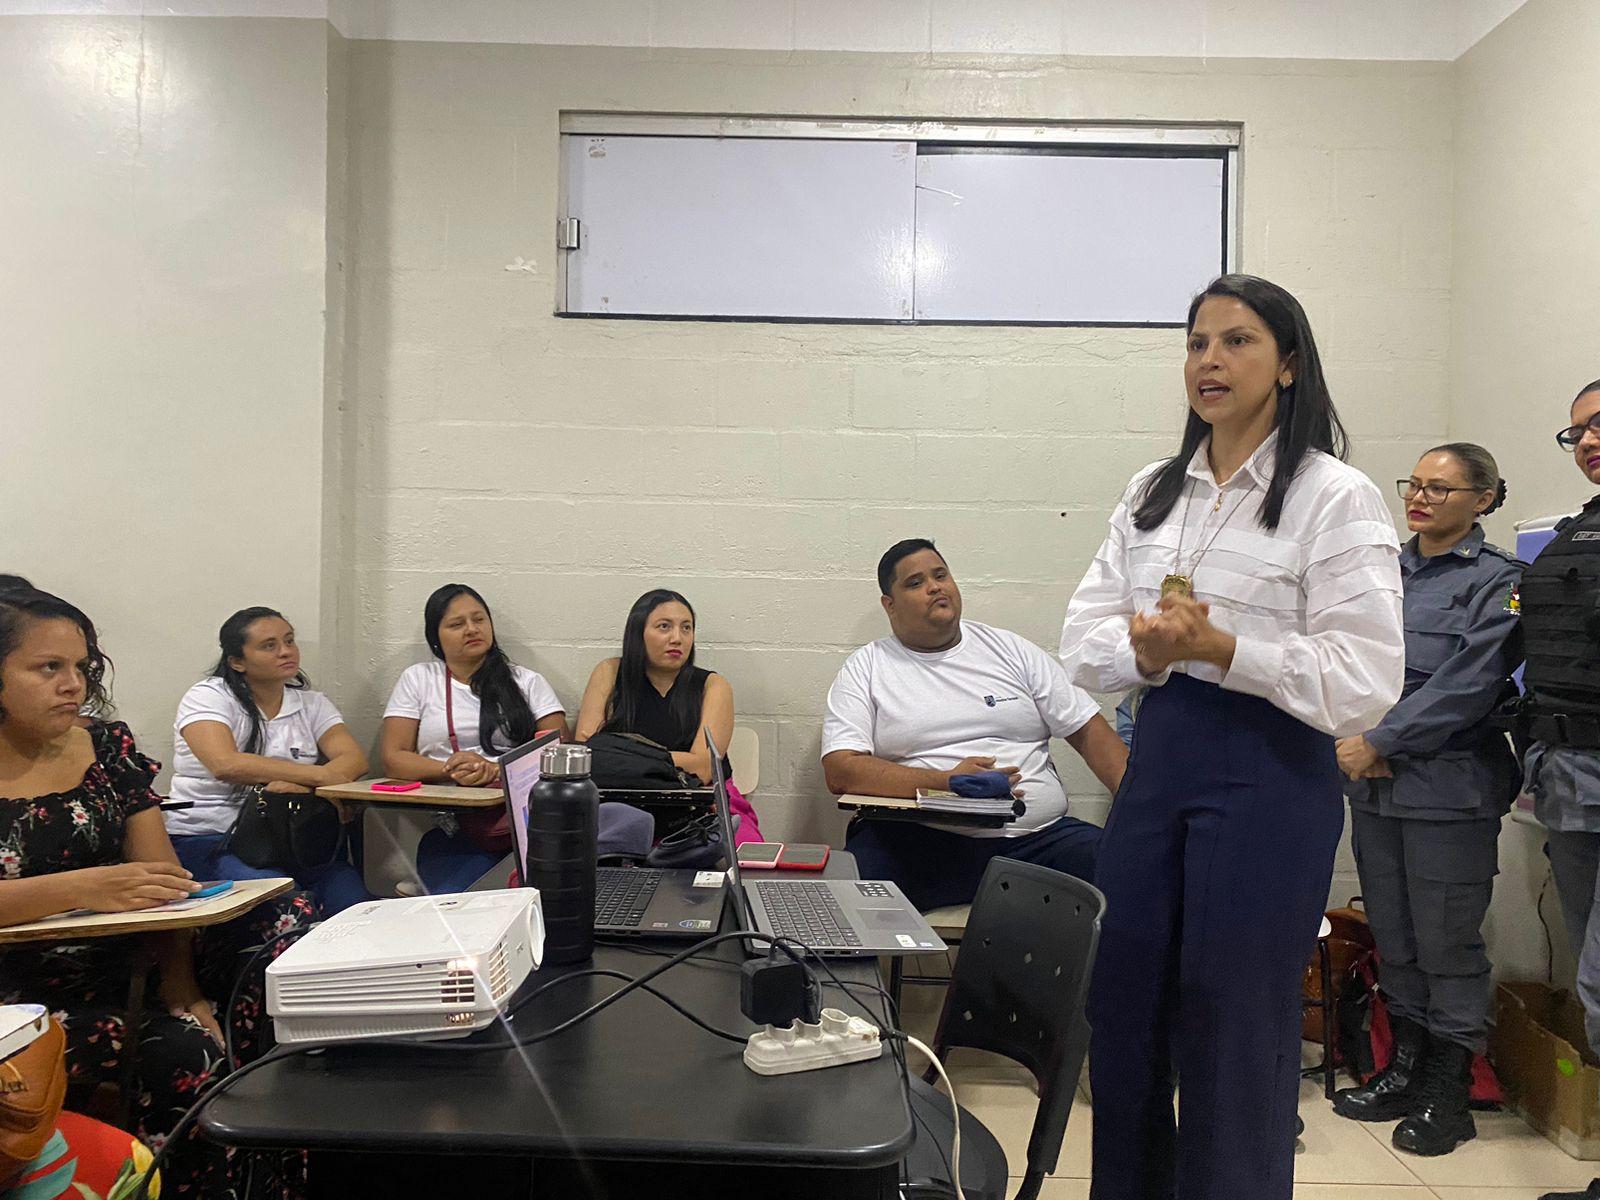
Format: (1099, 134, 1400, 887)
(1522, 496, 1600, 709)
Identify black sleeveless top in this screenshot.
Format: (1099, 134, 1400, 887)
(609, 666, 731, 778)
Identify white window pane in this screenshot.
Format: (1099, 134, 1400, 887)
(563, 135, 916, 320)
(913, 152, 1226, 324)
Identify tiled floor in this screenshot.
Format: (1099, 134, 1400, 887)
(897, 987, 1595, 1200)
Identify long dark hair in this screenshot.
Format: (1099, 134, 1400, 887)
(1133, 274, 1348, 532)
(0, 588, 113, 720)
(423, 584, 536, 755)
(211, 607, 308, 755)
(603, 589, 702, 748)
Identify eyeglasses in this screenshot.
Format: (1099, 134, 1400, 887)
(1396, 480, 1479, 504)
(1557, 415, 1600, 449)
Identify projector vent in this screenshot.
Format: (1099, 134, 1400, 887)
(442, 967, 476, 1006)
(487, 947, 511, 1001)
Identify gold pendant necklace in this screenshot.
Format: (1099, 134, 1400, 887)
(1166, 486, 1245, 599)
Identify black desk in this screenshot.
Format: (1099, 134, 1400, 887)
(203, 856, 911, 1198)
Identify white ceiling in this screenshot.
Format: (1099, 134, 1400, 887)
(2, 0, 1532, 61)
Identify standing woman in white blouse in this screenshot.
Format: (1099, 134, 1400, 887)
(1060, 275, 1405, 1200)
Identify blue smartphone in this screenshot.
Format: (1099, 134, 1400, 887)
(188, 880, 234, 900)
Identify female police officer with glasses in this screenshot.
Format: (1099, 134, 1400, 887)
(1330, 443, 1523, 1158)
(1528, 380, 1600, 1200)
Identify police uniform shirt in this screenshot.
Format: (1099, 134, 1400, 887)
(167, 677, 347, 837)
(1347, 525, 1523, 821)
(1060, 438, 1405, 738)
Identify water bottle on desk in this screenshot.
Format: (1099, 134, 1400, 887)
(525, 743, 599, 965)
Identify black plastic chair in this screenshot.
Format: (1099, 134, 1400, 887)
(901, 857, 1105, 1200)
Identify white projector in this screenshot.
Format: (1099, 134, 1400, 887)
(267, 890, 543, 1046)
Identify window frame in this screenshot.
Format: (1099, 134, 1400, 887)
(555, 112, 1243, 328)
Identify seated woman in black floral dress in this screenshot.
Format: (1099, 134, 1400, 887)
(0, 588, 313, 1198)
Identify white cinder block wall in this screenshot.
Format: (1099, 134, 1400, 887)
(0, 15, 334, 776)
(336, 42, 1454, 898)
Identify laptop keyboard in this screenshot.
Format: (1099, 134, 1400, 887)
(753, 881, 862, 949)
(595, 868, 661, 929)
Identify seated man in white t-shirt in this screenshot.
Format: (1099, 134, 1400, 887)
(822, 539, 1128, 910)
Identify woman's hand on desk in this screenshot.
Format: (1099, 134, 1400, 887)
(444, 752, 499, 788)
(77, 862, 199, 913)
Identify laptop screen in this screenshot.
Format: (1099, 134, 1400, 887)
(496, 730, 562, 874)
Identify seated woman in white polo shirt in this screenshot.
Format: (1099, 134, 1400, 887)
(380, 583, 568, 893)
(822, 539, 1129, 910)
(165, 606, 370, 914)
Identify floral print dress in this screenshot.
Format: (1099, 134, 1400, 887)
(0, 721, 314, 1198)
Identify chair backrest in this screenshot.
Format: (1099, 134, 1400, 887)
(932, 857, 1104, 1190)
(727, 726, 760, 794)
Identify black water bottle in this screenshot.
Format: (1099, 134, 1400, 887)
(524, 743, 600, 965)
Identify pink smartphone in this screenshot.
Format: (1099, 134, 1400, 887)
(736, 842, 784, 869)
(370, 779, 423, 793)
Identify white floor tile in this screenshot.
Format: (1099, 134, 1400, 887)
(1291, 1188, 1433, 1199)
(1361, 1109, 1600, 1190)
(1430, 1188, 1586, 1199)
(1296, 1079, 1424, 1185)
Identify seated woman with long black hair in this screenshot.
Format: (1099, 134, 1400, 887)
(0, 588, 313, 1197)
(165, 606, 370, 914)
(380, 583, 568, 893)
(575, 588, 762, 843)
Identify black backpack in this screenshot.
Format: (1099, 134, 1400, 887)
(585, 731, 700, 790)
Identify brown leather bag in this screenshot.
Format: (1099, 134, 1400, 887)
(1302, 900, 1375, 1043)
(0, 1016, 68, 1187)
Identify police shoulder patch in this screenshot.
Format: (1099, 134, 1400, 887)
(1504, 584, 1521, 615)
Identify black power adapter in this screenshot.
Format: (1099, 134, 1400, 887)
(739, 952, 820, 1027)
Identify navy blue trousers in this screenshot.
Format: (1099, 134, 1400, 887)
(845, 813, 1101, 911)
(1089, 672, 1343, 1200)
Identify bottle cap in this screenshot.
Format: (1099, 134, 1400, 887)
(540, 743, 592, 778)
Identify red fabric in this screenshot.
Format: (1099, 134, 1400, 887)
(8, 1111, 148, 1198)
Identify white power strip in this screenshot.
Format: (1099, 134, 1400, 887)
(743, 1007, 882, 1075)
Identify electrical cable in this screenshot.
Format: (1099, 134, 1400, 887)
(225, 922, 317, 1065)
(135, 925, 924, 1198)
(129, 1045, 314, 1200)
(902, 1035, 966, 1200)
(393, 930, 821, 1053)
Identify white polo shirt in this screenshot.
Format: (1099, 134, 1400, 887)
(822, 620, 1101, 837)
(166, 678, 346, 837)
(383, 661, 563, 760)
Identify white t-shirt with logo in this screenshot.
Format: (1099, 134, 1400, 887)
(166, 678, 347, 837)
(383, 661, 564, 761)
(821, 620, 1100, 837)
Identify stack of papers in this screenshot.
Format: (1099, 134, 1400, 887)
(913, 790, 1025, 819)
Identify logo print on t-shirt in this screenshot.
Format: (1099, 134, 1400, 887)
(983, 694, 1021, 707)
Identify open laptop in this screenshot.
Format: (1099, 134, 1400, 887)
(497, 733, 721, 940)
(705, 731, 946, 958)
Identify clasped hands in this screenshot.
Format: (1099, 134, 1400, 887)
(444, 750, 500, 787)
(1334, 735, 1392, 781)
(1129, 595, 1233, 677)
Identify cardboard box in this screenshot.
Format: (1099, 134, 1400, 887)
(1493, 982, 1600, 1159)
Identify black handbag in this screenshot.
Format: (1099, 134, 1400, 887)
(227, 785, 343, 877)
(585, 731, 700, 790)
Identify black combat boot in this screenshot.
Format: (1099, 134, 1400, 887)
(1392, 1035, 1476, 1156)
(1537, 1182, 1600, 1200)
(1332, 1012, 1427, 1122)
